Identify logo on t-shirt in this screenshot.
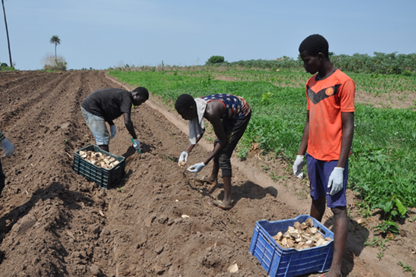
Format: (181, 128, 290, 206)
(325, 88, 334, 96)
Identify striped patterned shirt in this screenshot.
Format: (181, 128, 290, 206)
(200, 94, 251, 120)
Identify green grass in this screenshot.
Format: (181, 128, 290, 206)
(109, 68, 416, 219)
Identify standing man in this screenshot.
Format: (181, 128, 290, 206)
(292, 34, 355, 277)
(0, 131, 15, 196)
(175, 93, 251, 210)
(81, 87, 149, 152)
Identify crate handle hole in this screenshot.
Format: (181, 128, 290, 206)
(317, 227, 327, 236)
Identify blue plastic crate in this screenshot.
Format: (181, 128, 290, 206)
(73, 145, 125, 189)
(249, 215, 334, 277)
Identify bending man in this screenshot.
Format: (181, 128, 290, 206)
(81, 87, 148, 152)
(175, 93, 251, 210)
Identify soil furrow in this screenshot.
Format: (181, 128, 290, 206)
(0, 72, 73, 130)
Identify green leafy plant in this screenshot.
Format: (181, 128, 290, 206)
(373, 220, 399, 235)
(261, 92, 273, 104)
(364, 237, 391, 260)
(377, 251, 384, 260)
(377, 195, 407, 217)
(364, 237, 385, 249)
(236, 147, 248, 160)
(356, 201, 372, 218)
(408, 216, 416, 222)
(398, 262, 416, 276)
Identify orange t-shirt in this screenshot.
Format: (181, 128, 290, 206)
(306, 69, 355, 161)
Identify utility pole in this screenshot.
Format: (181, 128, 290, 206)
(2, 0, 13, 67)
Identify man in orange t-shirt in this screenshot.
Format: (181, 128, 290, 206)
(292, 34, 355, 277)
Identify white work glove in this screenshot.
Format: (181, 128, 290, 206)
(109, 125, 116, 139)
(178, 151, 189, 166)
(1, 138, 14, 157)
(328, 167, 344, 195)
(292, 155, 305, 178)
(132, 138, 140, 150)
(187, 162, 205, 173)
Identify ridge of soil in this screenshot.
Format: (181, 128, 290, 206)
(0, 70, 414, 277)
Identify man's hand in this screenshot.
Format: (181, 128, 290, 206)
(110, 125, 117, 139)
(292, 155, 305, 178)
(1, 138, 14, 157)
(328, 167, 344, 195)
(187, 162, 205, 173)
(178, 151, 188, 166)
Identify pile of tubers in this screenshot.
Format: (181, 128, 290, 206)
(272, 217, 332, 250)
(78, 150, 120, 170)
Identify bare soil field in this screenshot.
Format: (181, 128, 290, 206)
(0, 70, 414, 276)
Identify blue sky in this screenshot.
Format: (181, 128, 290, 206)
(1, 0, 415, 70)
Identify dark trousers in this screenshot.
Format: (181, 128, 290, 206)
(213, 113, 251, 177)
(0, 160, 5, 195)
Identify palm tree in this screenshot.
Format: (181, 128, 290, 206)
(2, 0, 12, 67)
(50, 35, 61, 60)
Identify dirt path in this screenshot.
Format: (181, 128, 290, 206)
(0, 70, 413, 276)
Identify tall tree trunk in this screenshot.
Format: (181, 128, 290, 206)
(55, 43, 57, 61)
(2, 0, 12, 67)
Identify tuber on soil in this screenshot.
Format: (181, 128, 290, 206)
(272, 219, 332, 250)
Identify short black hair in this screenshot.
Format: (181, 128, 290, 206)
(133, 87, 149, 100)
(299, 34, 329, 58)
(175, 94, 195, 112)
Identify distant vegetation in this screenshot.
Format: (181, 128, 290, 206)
(42, 54, 67, 71)
(110, 52, 416, 77)
(200, 52, 416, 76)
(205, 55, 225, 65)
(0, 62, 15, 71)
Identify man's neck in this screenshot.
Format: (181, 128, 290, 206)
(317, 62, 336, 80)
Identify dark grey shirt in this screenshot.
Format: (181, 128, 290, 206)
(81, 88, 133, 123)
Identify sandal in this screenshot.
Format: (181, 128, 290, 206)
(192, 175, 217, 186)
(207, 199, 232, 210)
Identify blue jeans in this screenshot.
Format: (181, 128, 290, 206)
(81, 106, 110, 145)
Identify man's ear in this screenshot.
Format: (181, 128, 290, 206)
(190, 105, 196, 113)
(317, 52, 326, 61)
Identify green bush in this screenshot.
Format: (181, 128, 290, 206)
(206, 55, 225, 64)
(0, 62, 15, 71)
(43, 60, 67, 71)
(42, 54, 67, 71)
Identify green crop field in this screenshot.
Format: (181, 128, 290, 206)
(109, 66, 416, 226)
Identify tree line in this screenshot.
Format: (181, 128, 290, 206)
(207, 53, 416, 75)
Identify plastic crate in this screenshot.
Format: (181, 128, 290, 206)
(249, 215, 334, 277)
(73, 145, 126, 189)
